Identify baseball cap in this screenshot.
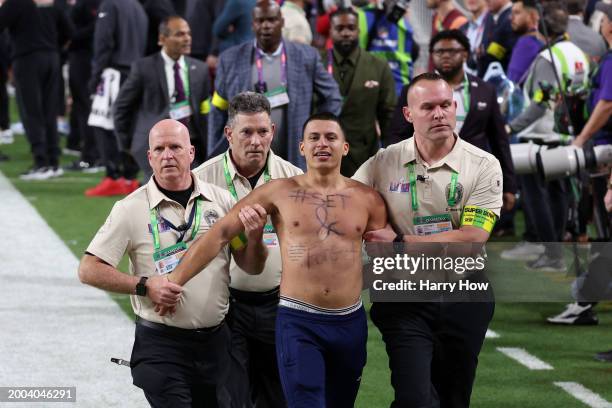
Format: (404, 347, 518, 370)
(595, 1, 612, 20)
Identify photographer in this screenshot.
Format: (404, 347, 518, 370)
(357, 0, 418, 94)
(502, 2, 589, 271)
(547, 1, 612, 326)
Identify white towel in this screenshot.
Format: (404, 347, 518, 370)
(87, 68, 121, 131)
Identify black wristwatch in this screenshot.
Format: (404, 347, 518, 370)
(136, 276, 148, 296)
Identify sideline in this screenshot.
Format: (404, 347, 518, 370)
(0, 171, 147, 407)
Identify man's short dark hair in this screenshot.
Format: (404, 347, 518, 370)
(405, 72, 447, 105)
(330, 7, 359, 23)
(159, 15, 183, 37)
(429, 29, 471, 56)
(566, 0, 585, 15)
(227, 92, 271, 127)
(301, 112, 344, 139)
(542, 1, 568, 37)
(512, 0, 538, 10)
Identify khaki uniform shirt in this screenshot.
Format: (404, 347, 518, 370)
(353, 136, 503, 234)
(194, 150, 303, 292)
(86, 173, 235, 329)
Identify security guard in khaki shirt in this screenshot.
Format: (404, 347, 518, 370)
(194, 92, 302, 407)
(353, 73, 502, 408)
(78, 119, 267, 407)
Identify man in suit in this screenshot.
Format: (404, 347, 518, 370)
(326, 8, 396, 177)
(478, 0, 517, 76)
(390, 29, 517, 212)
(209, 0, 342, 170)
(114, 16, 210, 182)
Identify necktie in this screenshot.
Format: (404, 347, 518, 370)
(173, 61, 186, 102)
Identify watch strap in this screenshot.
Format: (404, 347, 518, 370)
(136, 276, 148, 296)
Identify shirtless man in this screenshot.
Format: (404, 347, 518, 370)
(163, 112, 387, 407)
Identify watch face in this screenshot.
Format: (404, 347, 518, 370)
(136, 277, 147, 296)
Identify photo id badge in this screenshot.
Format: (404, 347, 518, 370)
(169, 101, 193, 121)
(262, 224, 279, 247)
(265, 86, 290, 109)
(413, 213, 452, 236)
(153, 242, 188, 275)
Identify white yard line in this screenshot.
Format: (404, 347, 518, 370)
(0, 171, 147, 407)
(485, 329, 500, 339)
(554, 382, 612, 408)
(496, 347, 554, 370)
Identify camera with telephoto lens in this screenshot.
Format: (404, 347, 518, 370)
(510, 137, 612, 181)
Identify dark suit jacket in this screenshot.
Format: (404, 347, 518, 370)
(113, 53, 210, 179)
(209, 40, 342, 169)
(389, 74, 517, 193)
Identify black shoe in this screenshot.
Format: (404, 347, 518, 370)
(63, 160, 104, 173)
(547, 302, 599, 325)
(594, 350, 612, 362)
(20, 166, 54, 181)
(526, 254, 567, 272)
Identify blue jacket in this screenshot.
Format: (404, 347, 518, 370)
(209, 40, 342, 169)
(212, 0, 256, 53)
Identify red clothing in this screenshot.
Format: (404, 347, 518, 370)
(431, 8, 468, 37)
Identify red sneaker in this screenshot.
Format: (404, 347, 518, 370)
(85, 177, 127, 197)
(121, 178, 140, 194)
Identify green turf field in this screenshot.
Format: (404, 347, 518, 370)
(2, 106, 611, 407)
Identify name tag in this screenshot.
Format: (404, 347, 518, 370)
(153, 242, 188, 275)
(265, 86, 290, 109)
(169, 101, 193, 121)
(413, 213, 452, 236)
(262, 224, 278, 247)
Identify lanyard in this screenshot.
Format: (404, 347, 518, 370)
(459, 75, 470, 115)
(326, 48, 333, 75)
(149, 198, 202, 251)
(255, 43, 287, 88)
(223, 152, 271, 201)
(407, 163, 458, 212)
(470, 12, 487, 52)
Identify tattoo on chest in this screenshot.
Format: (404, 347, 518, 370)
(286, 242, 358, 269)
(288, 189, 350, 240)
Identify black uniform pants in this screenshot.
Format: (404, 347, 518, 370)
(131, 318, 231, 408)
(226, 287, 286, 408)
(93, 127, 140, 179)
(370, 301, 494, 408)
(13, 51, 61, 167)
(0, 62, 9, 130)
(68, 51, 99, 162)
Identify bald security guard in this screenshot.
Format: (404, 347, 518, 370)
(354, 72, 502, 408)
(194, 92, 302, 407)
(78, 119, 267, 407)
(159, 112, 388, 407)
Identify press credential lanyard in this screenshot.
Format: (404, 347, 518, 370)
(149, 198, 202, 251)
(255, 43, 287, 88)
(407, 162, 458, 212)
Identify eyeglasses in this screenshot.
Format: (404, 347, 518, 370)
(431, 48, 466, 57)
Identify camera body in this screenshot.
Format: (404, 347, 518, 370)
(383, 0, 410, 23)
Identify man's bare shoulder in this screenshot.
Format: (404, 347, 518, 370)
(346, 178, 384, 199)
(253, 175, 303, 192)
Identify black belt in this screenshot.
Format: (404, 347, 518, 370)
(229, 286, 280, 306)
(135, 316, 224, 340)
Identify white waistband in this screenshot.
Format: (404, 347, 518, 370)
(279, 296, 363, 315)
